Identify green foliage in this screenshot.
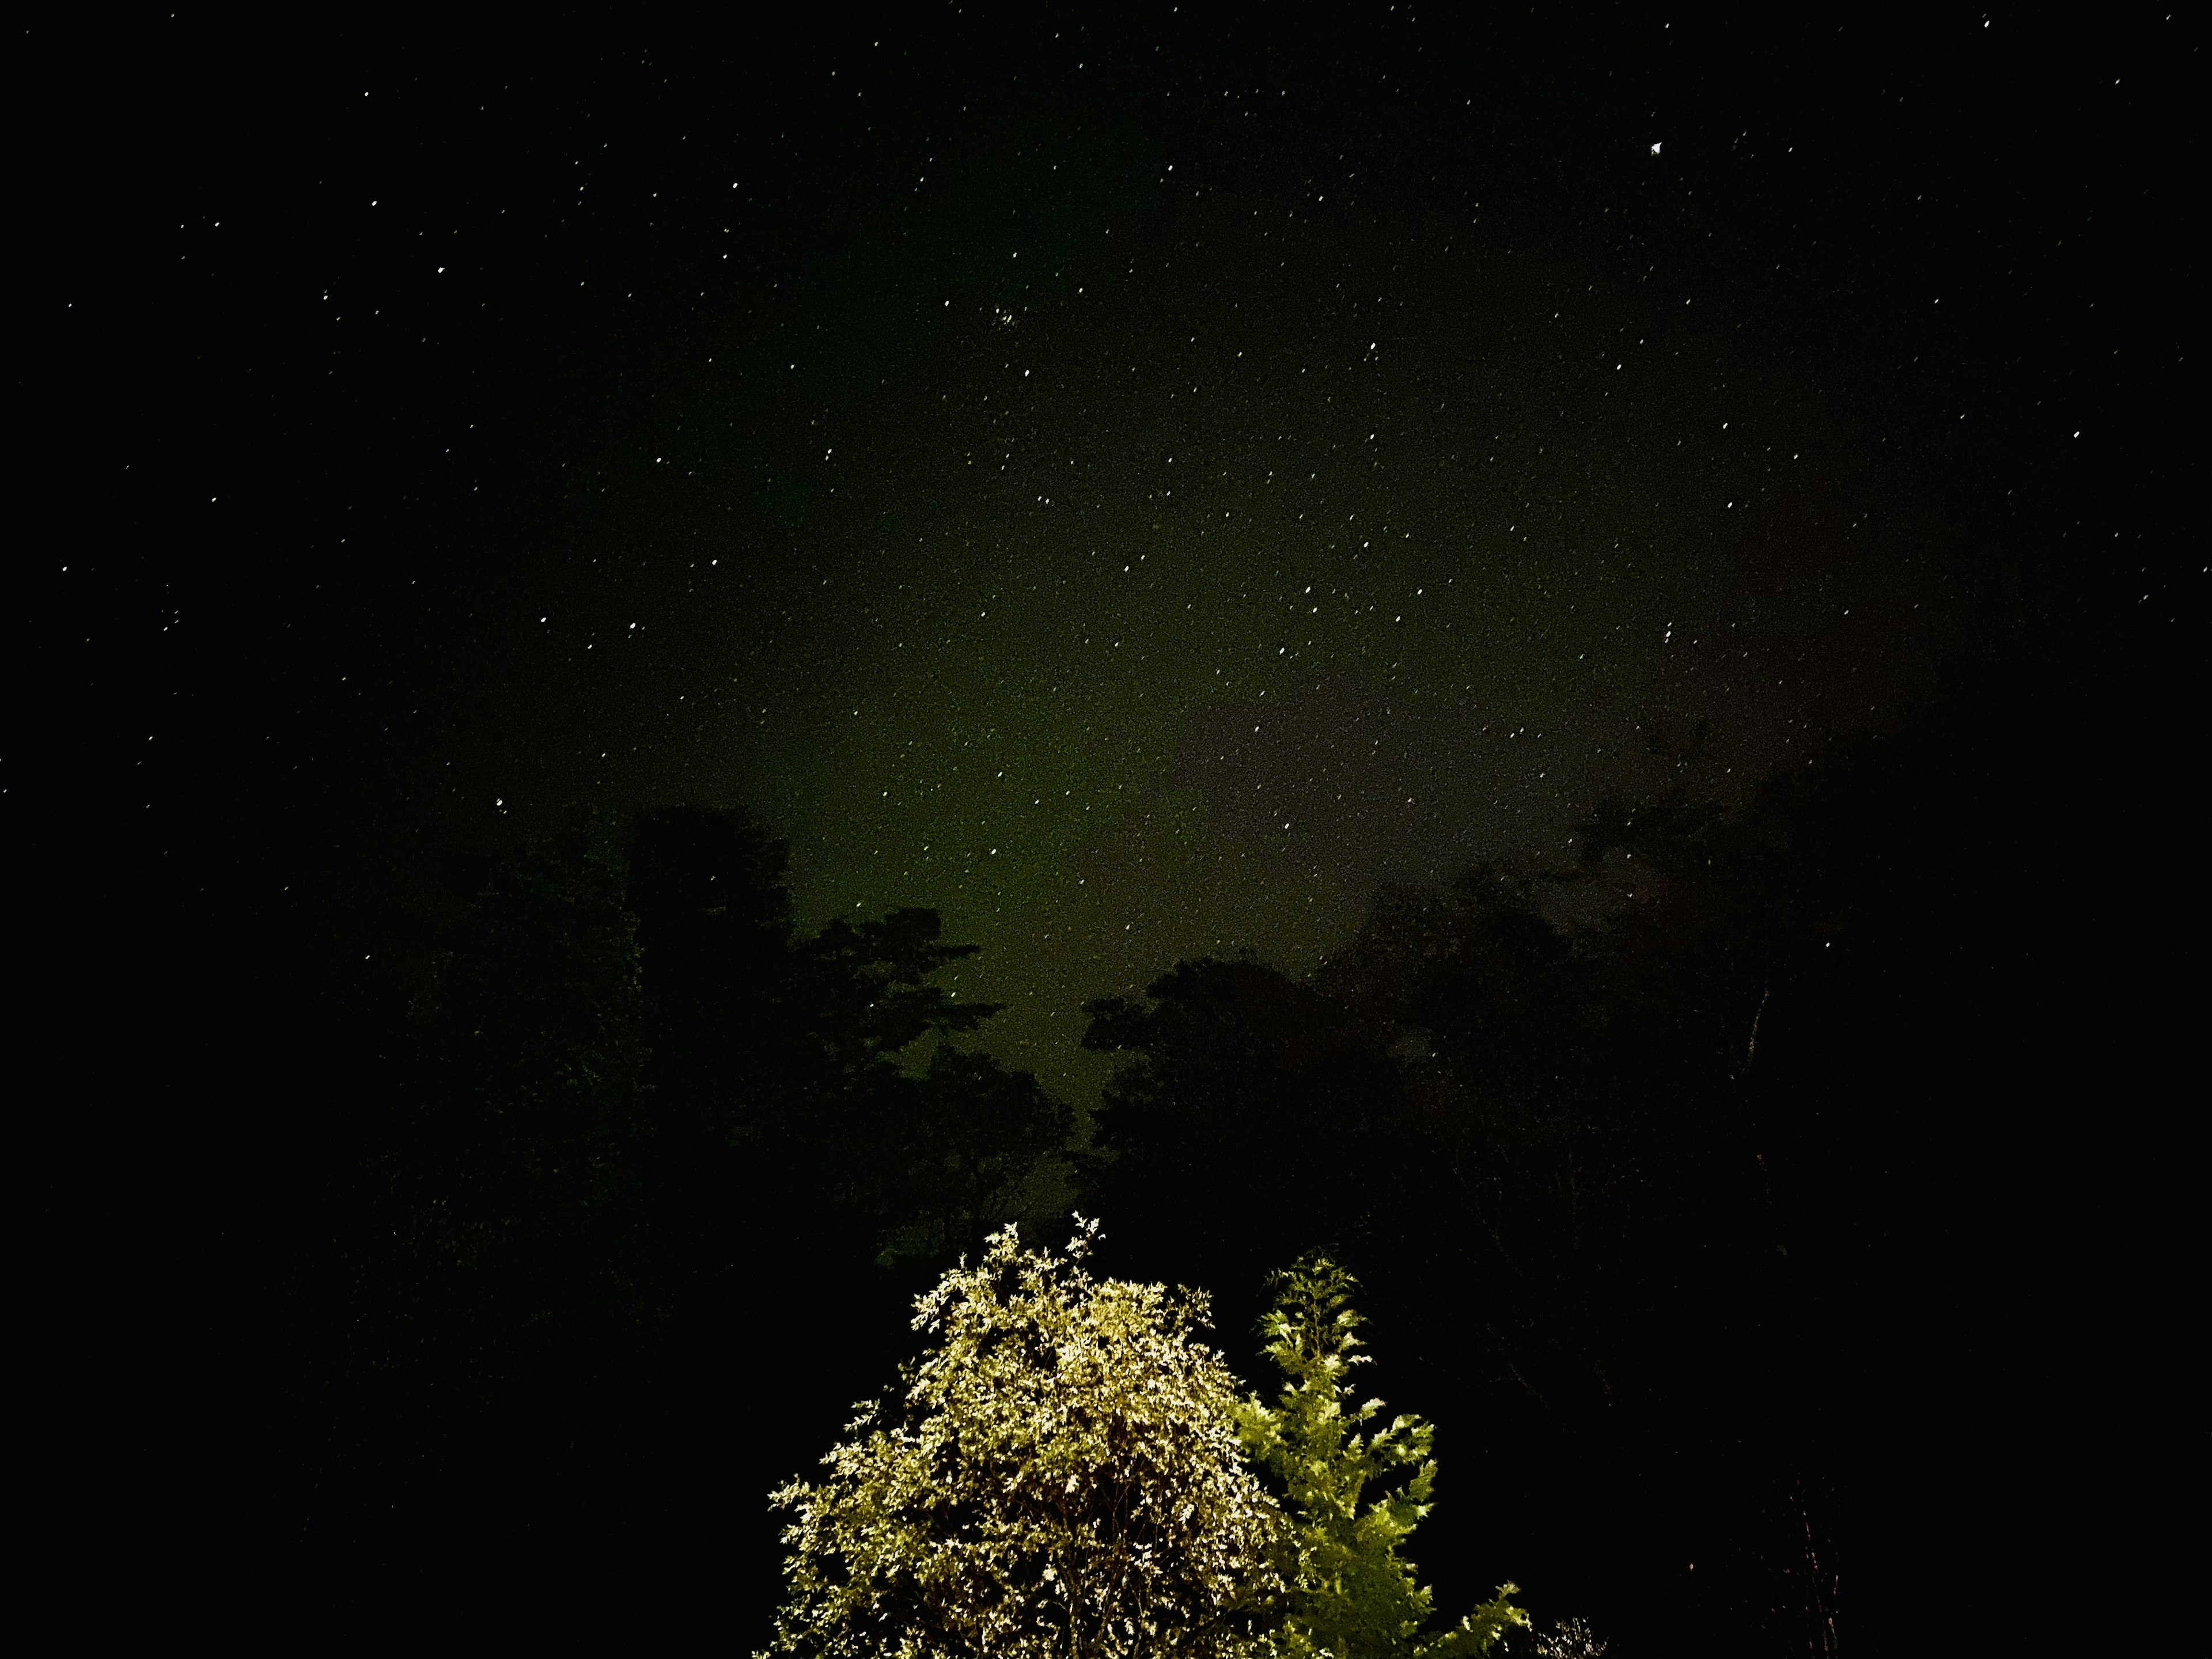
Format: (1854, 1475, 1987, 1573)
(1427, 1597, 1533, 1659)
(762, 1218, 1289, 1659)
(1237, 1253, 1527, 1659)
(1512, 1618, 1606, 1658)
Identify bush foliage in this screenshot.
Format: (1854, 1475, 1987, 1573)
(762, 1218, 1289, 1658)
(762, 1226, 1543, 1658)
(1239, 1253, 1527, 1659)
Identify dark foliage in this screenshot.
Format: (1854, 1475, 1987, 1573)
(1071, 702, 2123, 1652)
(1081, 957, 1411, 1306)
(296, 805, 1067, 1618)
(620, 806, 1060, 1277)
(368, 816, 660, 1382)
(271, 690, 2149, 1656)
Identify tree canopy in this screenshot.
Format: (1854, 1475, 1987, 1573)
(290, 706, 2072, 1653)
(762, 1218, 1289, 1659)
(1238, 1252, 1527, 1659)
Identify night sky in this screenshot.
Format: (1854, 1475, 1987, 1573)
(112, 9, 2185, 1115)
(51, 3, 2197, 1641)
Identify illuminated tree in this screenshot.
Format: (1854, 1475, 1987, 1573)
(760, 1217, 1289, 1658)
(1236, 1253, 1527, 1659)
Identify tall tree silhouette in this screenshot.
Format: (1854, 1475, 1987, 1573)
(312, 804, 1080, 1594)
(624, 806, 801, 1288)
(368, 812, 657, 1389)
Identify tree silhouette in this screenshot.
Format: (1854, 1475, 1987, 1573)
(626, 805, 1069, 1272)
(1077, 710, 2074, 1651)
(1080, 956, 1407, 1308)
(312, 803, 1080, 1603)
(368, 812, 657, 1387)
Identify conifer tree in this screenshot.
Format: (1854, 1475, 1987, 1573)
(1236, 1253, 1526, 1659)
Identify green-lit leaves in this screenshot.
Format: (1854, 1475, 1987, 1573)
(1239, 1253, 1527, 1659)
(1421, 1589, 1532, 1658)
(762, 1219, 1290, 1659)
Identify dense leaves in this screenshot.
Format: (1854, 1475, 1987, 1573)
(1238, 1253, 1528, 1659)
(763, 1219, 1288, 1659)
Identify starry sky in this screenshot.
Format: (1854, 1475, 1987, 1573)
(115, 8, 2189, 1107)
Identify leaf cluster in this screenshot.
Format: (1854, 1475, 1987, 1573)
(763, 1219, 1290, 1659)
(1238, 1253, 1528, 1659)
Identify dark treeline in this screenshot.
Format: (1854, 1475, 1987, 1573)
(291, 808, 1072, 1618)
(269, 680, 2161, 1652)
